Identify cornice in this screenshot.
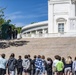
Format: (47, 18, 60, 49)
(48, 0, 70, 4)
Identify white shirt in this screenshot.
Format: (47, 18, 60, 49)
(0, 57, 7, 69)
(53, 59, 59, 67)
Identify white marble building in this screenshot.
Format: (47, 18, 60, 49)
(21, 0, 76, 38)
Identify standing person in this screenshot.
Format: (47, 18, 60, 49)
(0, 54, 7, 75)
(12, 29, 15, 39)
(15, 29, 18, 39)
(46, 57, 53, 75)
(56, 56, 64, 75)
(7, 26, 12, 40)
(64, 56, 73, 75)
(41, 55, 47, 75)
(28, 54, 32, 75)
(17, 56, 23, 75)
(7, 53, 17, 75)
(62, 57, 65, 75)
(35, 55, 43, 75)
(22, 55, 30, 75)
(53, 55, 59, 75)
(72, 57, 76, 75)
(32, 55, 37, 75)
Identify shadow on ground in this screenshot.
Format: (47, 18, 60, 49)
(0, 40, 29, 49)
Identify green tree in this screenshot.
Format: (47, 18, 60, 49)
(16, 27, 22, 33)
(10, 24, 15, 30)
(0, 8, 6, 30)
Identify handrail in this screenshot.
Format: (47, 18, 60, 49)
(21, 32, 76, 38)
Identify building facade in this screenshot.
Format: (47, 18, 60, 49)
(21, 0, 76, 38)
(48, 0, 76, 33)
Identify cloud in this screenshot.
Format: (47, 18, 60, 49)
(5, 11, 25, 20)
(5, 2, 48, 27)
(5, 11, 47, 20)
(26, 13, 47, 19)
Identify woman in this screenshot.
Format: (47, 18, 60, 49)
(64, 56, 73, 75)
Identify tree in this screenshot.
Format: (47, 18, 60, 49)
(16, 27, 22, 33)
(9, 24, 15, 30)
(0, 7, 5, 18)
(0, 18, 5, 26)
(0, 8, 6, 29)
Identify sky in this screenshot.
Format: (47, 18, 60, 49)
(0, 0, 48, 27)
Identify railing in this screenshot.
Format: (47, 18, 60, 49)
(21, 32, 76, 38)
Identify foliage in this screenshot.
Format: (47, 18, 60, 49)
(0, 8, 6, 30)
(16, 27, 22, 33)
(0, 7, 5, 18)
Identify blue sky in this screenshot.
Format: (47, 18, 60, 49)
(0, 0, 48, 27)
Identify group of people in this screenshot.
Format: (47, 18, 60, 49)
(7, 27, 18, 40)
(0, 53, 76, 75)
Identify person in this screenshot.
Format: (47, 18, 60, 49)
(7, 53, 17, 75)
(0, 54, 7, 75)
(56, 56, 64, 75)
(35, 55, 43, 75)
(41, 55, 47, 75)
(32, 55, 37, 75)
(12, 29, 15, 39)
(64, 56, 73, 75)
(17, 56, 23, 75)
(22, 55, 30, 75)
(52, 55, 59, 75)
(46, 57, 53, 75)
(72, 57, 76, 75)
(62, 57, 65, 75)
(15, 29, 18, 39)
(7, 26, 12, 40)
(28, 54, 32, 75)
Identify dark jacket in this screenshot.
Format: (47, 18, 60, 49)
(17, 59, 23, 68)
(7, 57, 17, 71)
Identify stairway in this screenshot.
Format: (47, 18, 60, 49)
(0, 37, 76, 59)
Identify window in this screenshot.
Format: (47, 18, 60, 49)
(58, 23, 64, 33)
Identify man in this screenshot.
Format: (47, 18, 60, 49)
(35, 55, 43, 75)
(0, 54, 7, 75)
(17, 56, 23, 75)
(28, 54, 32, 75)
(32, 55, 37, 75)
(7, 53, 17, 75)
(53, 55, 59, 75)
(56, 56, 64, 75)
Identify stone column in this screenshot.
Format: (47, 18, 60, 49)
(42, 29, 45, 34)
(48, 2, 54, 33)
(36, 30, 38, 34)
(69, 1, 75, 17)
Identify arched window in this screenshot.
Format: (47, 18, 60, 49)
(56, 18, 67, 33)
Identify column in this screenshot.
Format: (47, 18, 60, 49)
(42, 29, 45, 34)
(36, 30, 38, 34)
(69, 1, 75, 17)
(48, 3, 54, 33)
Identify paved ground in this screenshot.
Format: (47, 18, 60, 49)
(0, 38, 76, 60)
